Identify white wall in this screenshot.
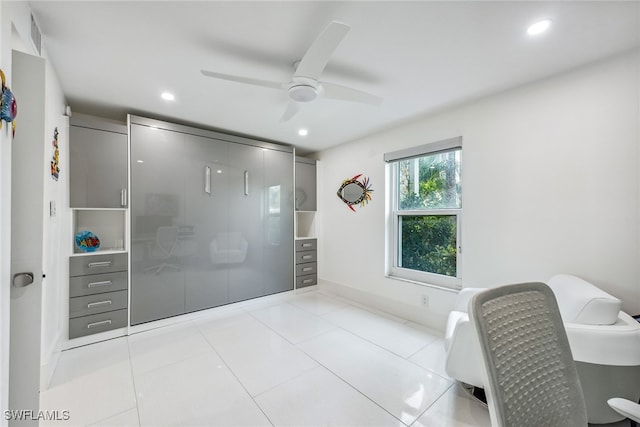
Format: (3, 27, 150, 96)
(0, 2, 67, 418)
(0, 3, 10, 422)
(316, 50, 640, 330)
(40, 53, 68, 389)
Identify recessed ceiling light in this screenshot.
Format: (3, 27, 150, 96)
(161, 92, 175, 101)
(136, 160, 144, 164)
(527, 19, 552, 36)
(298, 128, 309, 136)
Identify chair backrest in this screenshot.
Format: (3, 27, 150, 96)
(469, 282, 588, 427)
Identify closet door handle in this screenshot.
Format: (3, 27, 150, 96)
(204, 166, 211, 195)
(120, 188, 127, 207)
(244, 170, 249, 195)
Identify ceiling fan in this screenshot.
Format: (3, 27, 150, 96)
(201, 21, 382, 122)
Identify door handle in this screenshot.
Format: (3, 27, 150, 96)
(204, 166, 212, 195)
(12, 272, 34, 287)
(120, 188, 127, 207)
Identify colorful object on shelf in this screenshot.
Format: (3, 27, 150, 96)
(336, 174, 373, 212)
(51, 127, 60, 180)
(75, 230, 100, 252)
(0, 69, 17, 138)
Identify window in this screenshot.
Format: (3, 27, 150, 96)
(385, 137, 462, 289)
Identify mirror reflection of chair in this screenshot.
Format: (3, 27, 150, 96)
(144, 226, 180, 274)
(209, 232, 248, 265)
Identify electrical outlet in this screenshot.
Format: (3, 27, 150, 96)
(421, 295, 429, 307)
(49, 200, 56, 217)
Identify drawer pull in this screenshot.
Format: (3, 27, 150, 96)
(302, 255, 313, 260)
(302, 243, 313, 248)
(302, 278, 314, 284)
(87, 319, 112, 329)
(87, 300, 112, 309)
(88, 261, 112, 269)
(302, 267, 313, 272)
(87, 280, 112, 288)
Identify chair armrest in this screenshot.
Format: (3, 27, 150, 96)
(607, 398, 640, 423)
(444, 312, 485, 388)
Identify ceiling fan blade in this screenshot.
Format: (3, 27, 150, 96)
(201, 70, 284, 90)
(280, 101, 300, 122)
(294, 21, 350, 81)
(321, 82, 383, 105)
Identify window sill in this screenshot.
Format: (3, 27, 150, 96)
(385, 274, 460, 293)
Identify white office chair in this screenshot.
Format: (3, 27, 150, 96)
(445, 275, 640, 424)
(144, 226, 180, 274)
(469, 282, 640, 427)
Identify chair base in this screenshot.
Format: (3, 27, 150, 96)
(459, 382, 488, 407)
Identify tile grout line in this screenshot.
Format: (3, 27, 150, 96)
(293, 340, 410, 426)
(193, 318, 277, 427)
(407, 382, 456, 427)
(125, 337, 143, 427)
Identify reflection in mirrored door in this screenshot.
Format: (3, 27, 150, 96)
(184, 135, 230, 313)
(263, 148, 294, 295)
(130, 124, 186, 325)
(228, 143, 265, 303)
(129, 117, 294, 326)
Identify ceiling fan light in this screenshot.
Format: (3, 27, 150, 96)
(527, 19, 552, 36)
(288, 85, 318, 103)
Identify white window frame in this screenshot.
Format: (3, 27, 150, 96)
(385, 137, 462, 290)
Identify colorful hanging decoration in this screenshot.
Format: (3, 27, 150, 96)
(0, 69, 17, 137)
(50, 127, 60, 180)
(337, 174, 373, 212)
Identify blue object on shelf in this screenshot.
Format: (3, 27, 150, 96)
(75, 230, 100, 252)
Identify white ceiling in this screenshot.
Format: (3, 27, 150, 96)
(28, 1, 639, 154)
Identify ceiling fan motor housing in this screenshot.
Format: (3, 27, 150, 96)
(288, 84, 319, 102)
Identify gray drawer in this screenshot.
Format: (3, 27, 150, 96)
(69, 290, 128, 319)
(69, 308, 128, 339)
(296, 274, 317, 288)
(296, 250, 317, 264)
(70, 253, 128, 277)
(69, 271, 128, 297)
(296, 262, 317, 276)
(295, 239, 317, 252)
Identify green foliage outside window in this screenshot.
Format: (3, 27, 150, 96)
(397, 149, 460, 277)
(400, 215, 457, 277)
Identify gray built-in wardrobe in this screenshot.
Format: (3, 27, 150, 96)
(129, 116, 294, 325)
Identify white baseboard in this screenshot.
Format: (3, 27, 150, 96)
(317, 279, 450, 332)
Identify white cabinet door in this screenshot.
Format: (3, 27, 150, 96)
(69, 125, 128, 208)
